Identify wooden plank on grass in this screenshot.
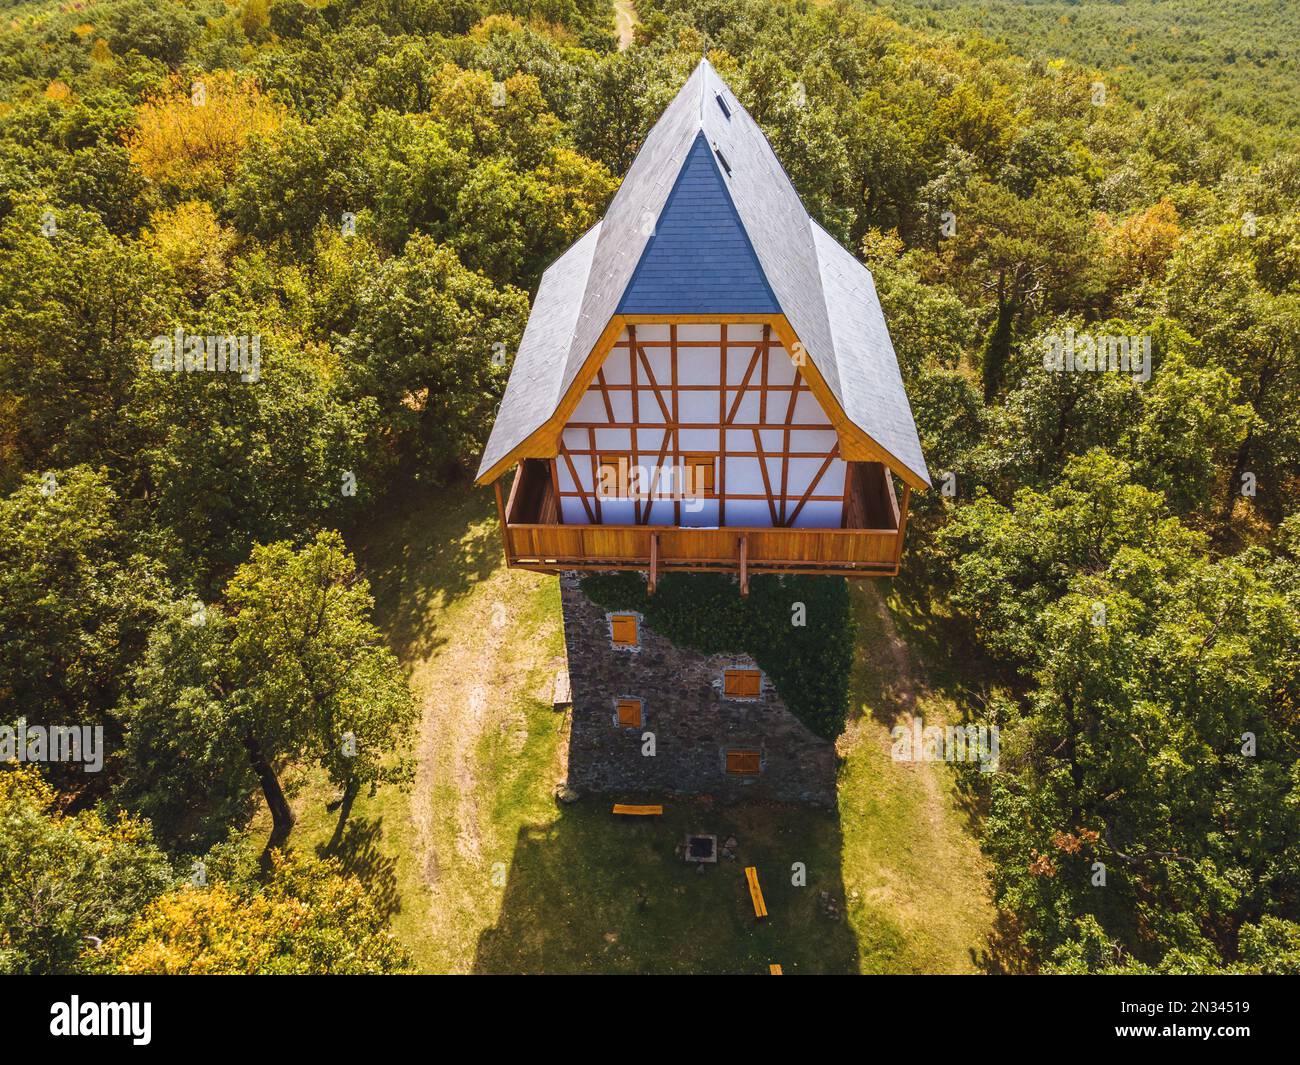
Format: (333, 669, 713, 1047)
(552, 668, 571, 707)
(613, 804, 663, 816)
(745, 866, 768, 918)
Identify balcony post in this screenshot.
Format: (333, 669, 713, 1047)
(739, 533, 749, 596)
(893, 484, 911, 567)
(494, 479, 512, 567)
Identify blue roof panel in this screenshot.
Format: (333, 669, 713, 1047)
(616, 132, 780, 315)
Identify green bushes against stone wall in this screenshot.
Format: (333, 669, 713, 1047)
(579, 571, 854, 741)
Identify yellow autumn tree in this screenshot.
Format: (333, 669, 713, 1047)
(1100, 198, 1182, 288)
(102, 852, 409, 975)
(127, 71, 284, 194)
(143, 200, 236, 299)
(240, 0, 270, 41)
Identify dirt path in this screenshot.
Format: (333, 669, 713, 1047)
(407, 563, 557, 884)
(833, 582, 996, 971)
(863, 584, 946, 825)
(614, 0, 637, 50)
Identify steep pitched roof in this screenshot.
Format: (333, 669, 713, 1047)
(617, 131, 779, 314)
(476, 58, 930, 488)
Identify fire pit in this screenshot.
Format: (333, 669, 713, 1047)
(684, 834, 718, 863)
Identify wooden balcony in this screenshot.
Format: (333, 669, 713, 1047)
(495, 458, 909, 585)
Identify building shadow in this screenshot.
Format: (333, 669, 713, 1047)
(472, 798, 860, 974)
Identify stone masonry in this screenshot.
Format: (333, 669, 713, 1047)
(560, 574, 838, 806)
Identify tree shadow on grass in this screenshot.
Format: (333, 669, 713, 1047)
(316, 815, 402, 922)
(848, 581, 926, 730)
(887, 572, 1019, 705)
(349, 480, 505, 664)
(971, 909, 1036, 974)
(472, 798, 860, 975)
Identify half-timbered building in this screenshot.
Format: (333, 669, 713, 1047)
(476, 59, 932, 804)
(477, 58, 929, 590)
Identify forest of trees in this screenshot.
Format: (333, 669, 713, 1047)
(0, 0, 1297, 974)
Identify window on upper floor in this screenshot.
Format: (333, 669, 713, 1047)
(682, 453, 716, 498)
(723, 668, 761, 698)
(610, 613, 639, 647)
(597, 454, 630, 499)
(616, 698, 643, 728)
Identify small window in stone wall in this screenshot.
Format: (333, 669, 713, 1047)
(723, 668, 761, 698)
(726, 748, 762, 775)
(610, 613, 639, 648)
(616, 698, 643, 728)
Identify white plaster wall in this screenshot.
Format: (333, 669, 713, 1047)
(556, 323, 845, 528)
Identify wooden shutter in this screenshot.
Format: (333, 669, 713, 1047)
(616, 698, 642, 728)
(682, 454, 716, 497)
(597, 455, 628, 499)
(724, 668, 761, 697)
(610, 614, 638, 647)
(726, 749, 761, 775)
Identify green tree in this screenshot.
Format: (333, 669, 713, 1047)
(0, 468, 168, 766)
(943, 452, 1300, 967)
(0, 769, 173, 975)
(339, 236, 528, 482)
(0, 203, 177, 476)
(135, 326, 370, 592)
(121, 532, 415, 849)
(1165, 221, 1300, 525)
(942, 176, 1107, 400)
(104, 0, 199, 67)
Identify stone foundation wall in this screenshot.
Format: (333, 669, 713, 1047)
(560, 574, 837, 806)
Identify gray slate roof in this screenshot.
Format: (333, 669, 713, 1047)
(476, 58, 930, 488)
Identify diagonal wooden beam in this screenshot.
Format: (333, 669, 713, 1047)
(779, 368, 802, 524)
(725, 343, 764, 425)
(786, 444, 840, 527)
(751, 428, 780, 527)
(635, 345, 673, 423)
(595, 368, 616, 423)
(641, 427, 674, 525)
(558, 443, 595, 523)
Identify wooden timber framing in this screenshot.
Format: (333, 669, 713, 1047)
(558, 323, 847, 526)
(482, 313, 920, 582)
(474, 314, 929, 493)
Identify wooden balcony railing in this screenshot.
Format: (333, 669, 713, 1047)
(495, 458, 908, 587)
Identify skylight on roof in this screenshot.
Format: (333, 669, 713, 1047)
(713, 144, 732, 176)
(715, 92, 732, 119)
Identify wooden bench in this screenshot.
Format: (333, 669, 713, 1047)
(612, 804, 663, 816)
(769, 963, 783, 975)
(745, 866, 768, 918)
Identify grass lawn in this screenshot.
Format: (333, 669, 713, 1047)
(252, 483, 996, 974)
